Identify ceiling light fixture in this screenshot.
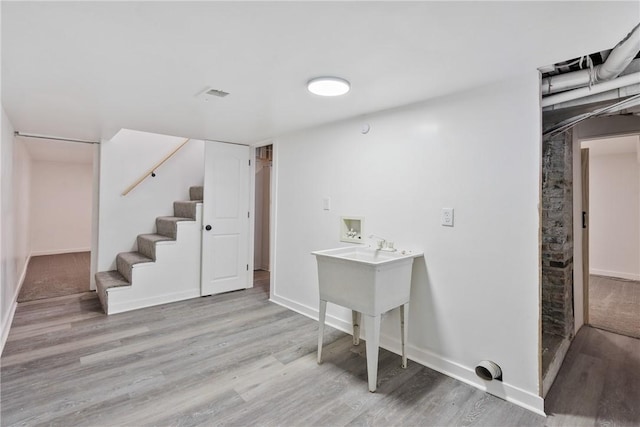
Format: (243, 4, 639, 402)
(307, 77, 350, 97)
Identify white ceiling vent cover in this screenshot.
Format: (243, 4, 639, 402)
(206, 88, 229, 97)
(197, 87, 230, 101)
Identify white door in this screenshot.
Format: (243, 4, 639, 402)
(201, 141, 250, 296)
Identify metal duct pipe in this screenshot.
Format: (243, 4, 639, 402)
(542, 23, 640, 95)
(541, 72, 640, 107)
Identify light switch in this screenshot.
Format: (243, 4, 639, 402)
(323, 197, 331, 211)
(441, 208, 454, 226)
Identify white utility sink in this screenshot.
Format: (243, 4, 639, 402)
(315, 246, 415, 265)
(312, 245, 422, 392)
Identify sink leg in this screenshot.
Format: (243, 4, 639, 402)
(317, 300, 327, 364)
(352, 311, 361, 345)
(363, 314, 381, 392)
(400, 303, 409, 368)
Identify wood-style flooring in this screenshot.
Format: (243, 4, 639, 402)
(589, 274, 640, 339)
(2, 281, 639, 426)
(544, 326, 640, 426)
(17, 252, 90, 302)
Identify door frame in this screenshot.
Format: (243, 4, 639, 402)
(573, 129, 640, 333)
(249, 140, 276, 298)
(581, 147, 589, 325)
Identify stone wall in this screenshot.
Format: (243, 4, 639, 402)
(541, 130, 574, 338)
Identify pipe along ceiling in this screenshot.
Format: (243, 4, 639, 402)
(541, 22, 640, 135)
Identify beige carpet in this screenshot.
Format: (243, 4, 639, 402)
(18, 252, 91, 302)
(253, 269, 270, 288)
(589, 274, 640, 339)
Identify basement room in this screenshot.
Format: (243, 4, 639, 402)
(1, 2, 639, 426)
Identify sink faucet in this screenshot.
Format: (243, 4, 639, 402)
(368, 234, 396, 251)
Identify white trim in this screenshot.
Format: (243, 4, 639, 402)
(250, 143, 273, 275)
(590, 268, 640, 281)
(572, 133, 585, 335)
(0, 299, 19, 354)
(247, 145, 257, 286)
(1, 254, 31, 353)
(106, 288, 200, 315)
(270, 292, 546, 416)
(30, 247, 91, 257)
(264, 140, 277, 303)
(90, 142, 101, 292)
(403, 338, 546, 416)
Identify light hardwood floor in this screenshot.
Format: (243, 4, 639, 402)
(2, 284, 639, 426)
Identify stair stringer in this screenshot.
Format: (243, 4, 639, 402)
(105, 203, 203, 314)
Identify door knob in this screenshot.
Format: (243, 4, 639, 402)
(205, 225, 212, 231)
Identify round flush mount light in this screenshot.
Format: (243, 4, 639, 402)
(307, 77, 350, 96)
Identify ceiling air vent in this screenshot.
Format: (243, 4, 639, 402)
(205, 88, 229, 98)
(196, 87, 230, 102)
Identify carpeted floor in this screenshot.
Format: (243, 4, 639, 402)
(17, 252, 91, 302)
(253, 269, 270, 290)
(590, 274, 640, 339)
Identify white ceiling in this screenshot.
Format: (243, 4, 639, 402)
(2, 1, 639, 146)
(582, 134, 640, 156)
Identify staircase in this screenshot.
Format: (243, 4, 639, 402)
(96, 186, 204, 315)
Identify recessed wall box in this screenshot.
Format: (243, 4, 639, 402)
(340, 216, 364, 243)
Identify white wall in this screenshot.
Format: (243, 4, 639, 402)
(30, 161, 93, 255)
(97, 129, 204, 274)
(271, 73, 543, 413)
(1, 107, 32, 351)
(14, 142, 31, 293)
(589, 152, 640, 280)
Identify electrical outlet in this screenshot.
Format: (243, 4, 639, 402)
(441, 208, 454, 227)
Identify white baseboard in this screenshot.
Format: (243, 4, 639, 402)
(1, 254, 31, 354)
(30, 247, 91, 257)
(1, 298, 19, 355)
(590, 268, 640, 281)
(397, 338, 545, 416)
(107, 289, 201, 315)
(270, 293, 354, 332)
(269, 292, 546, 416)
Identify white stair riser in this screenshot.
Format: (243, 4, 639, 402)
(106, 204, 202, 314)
